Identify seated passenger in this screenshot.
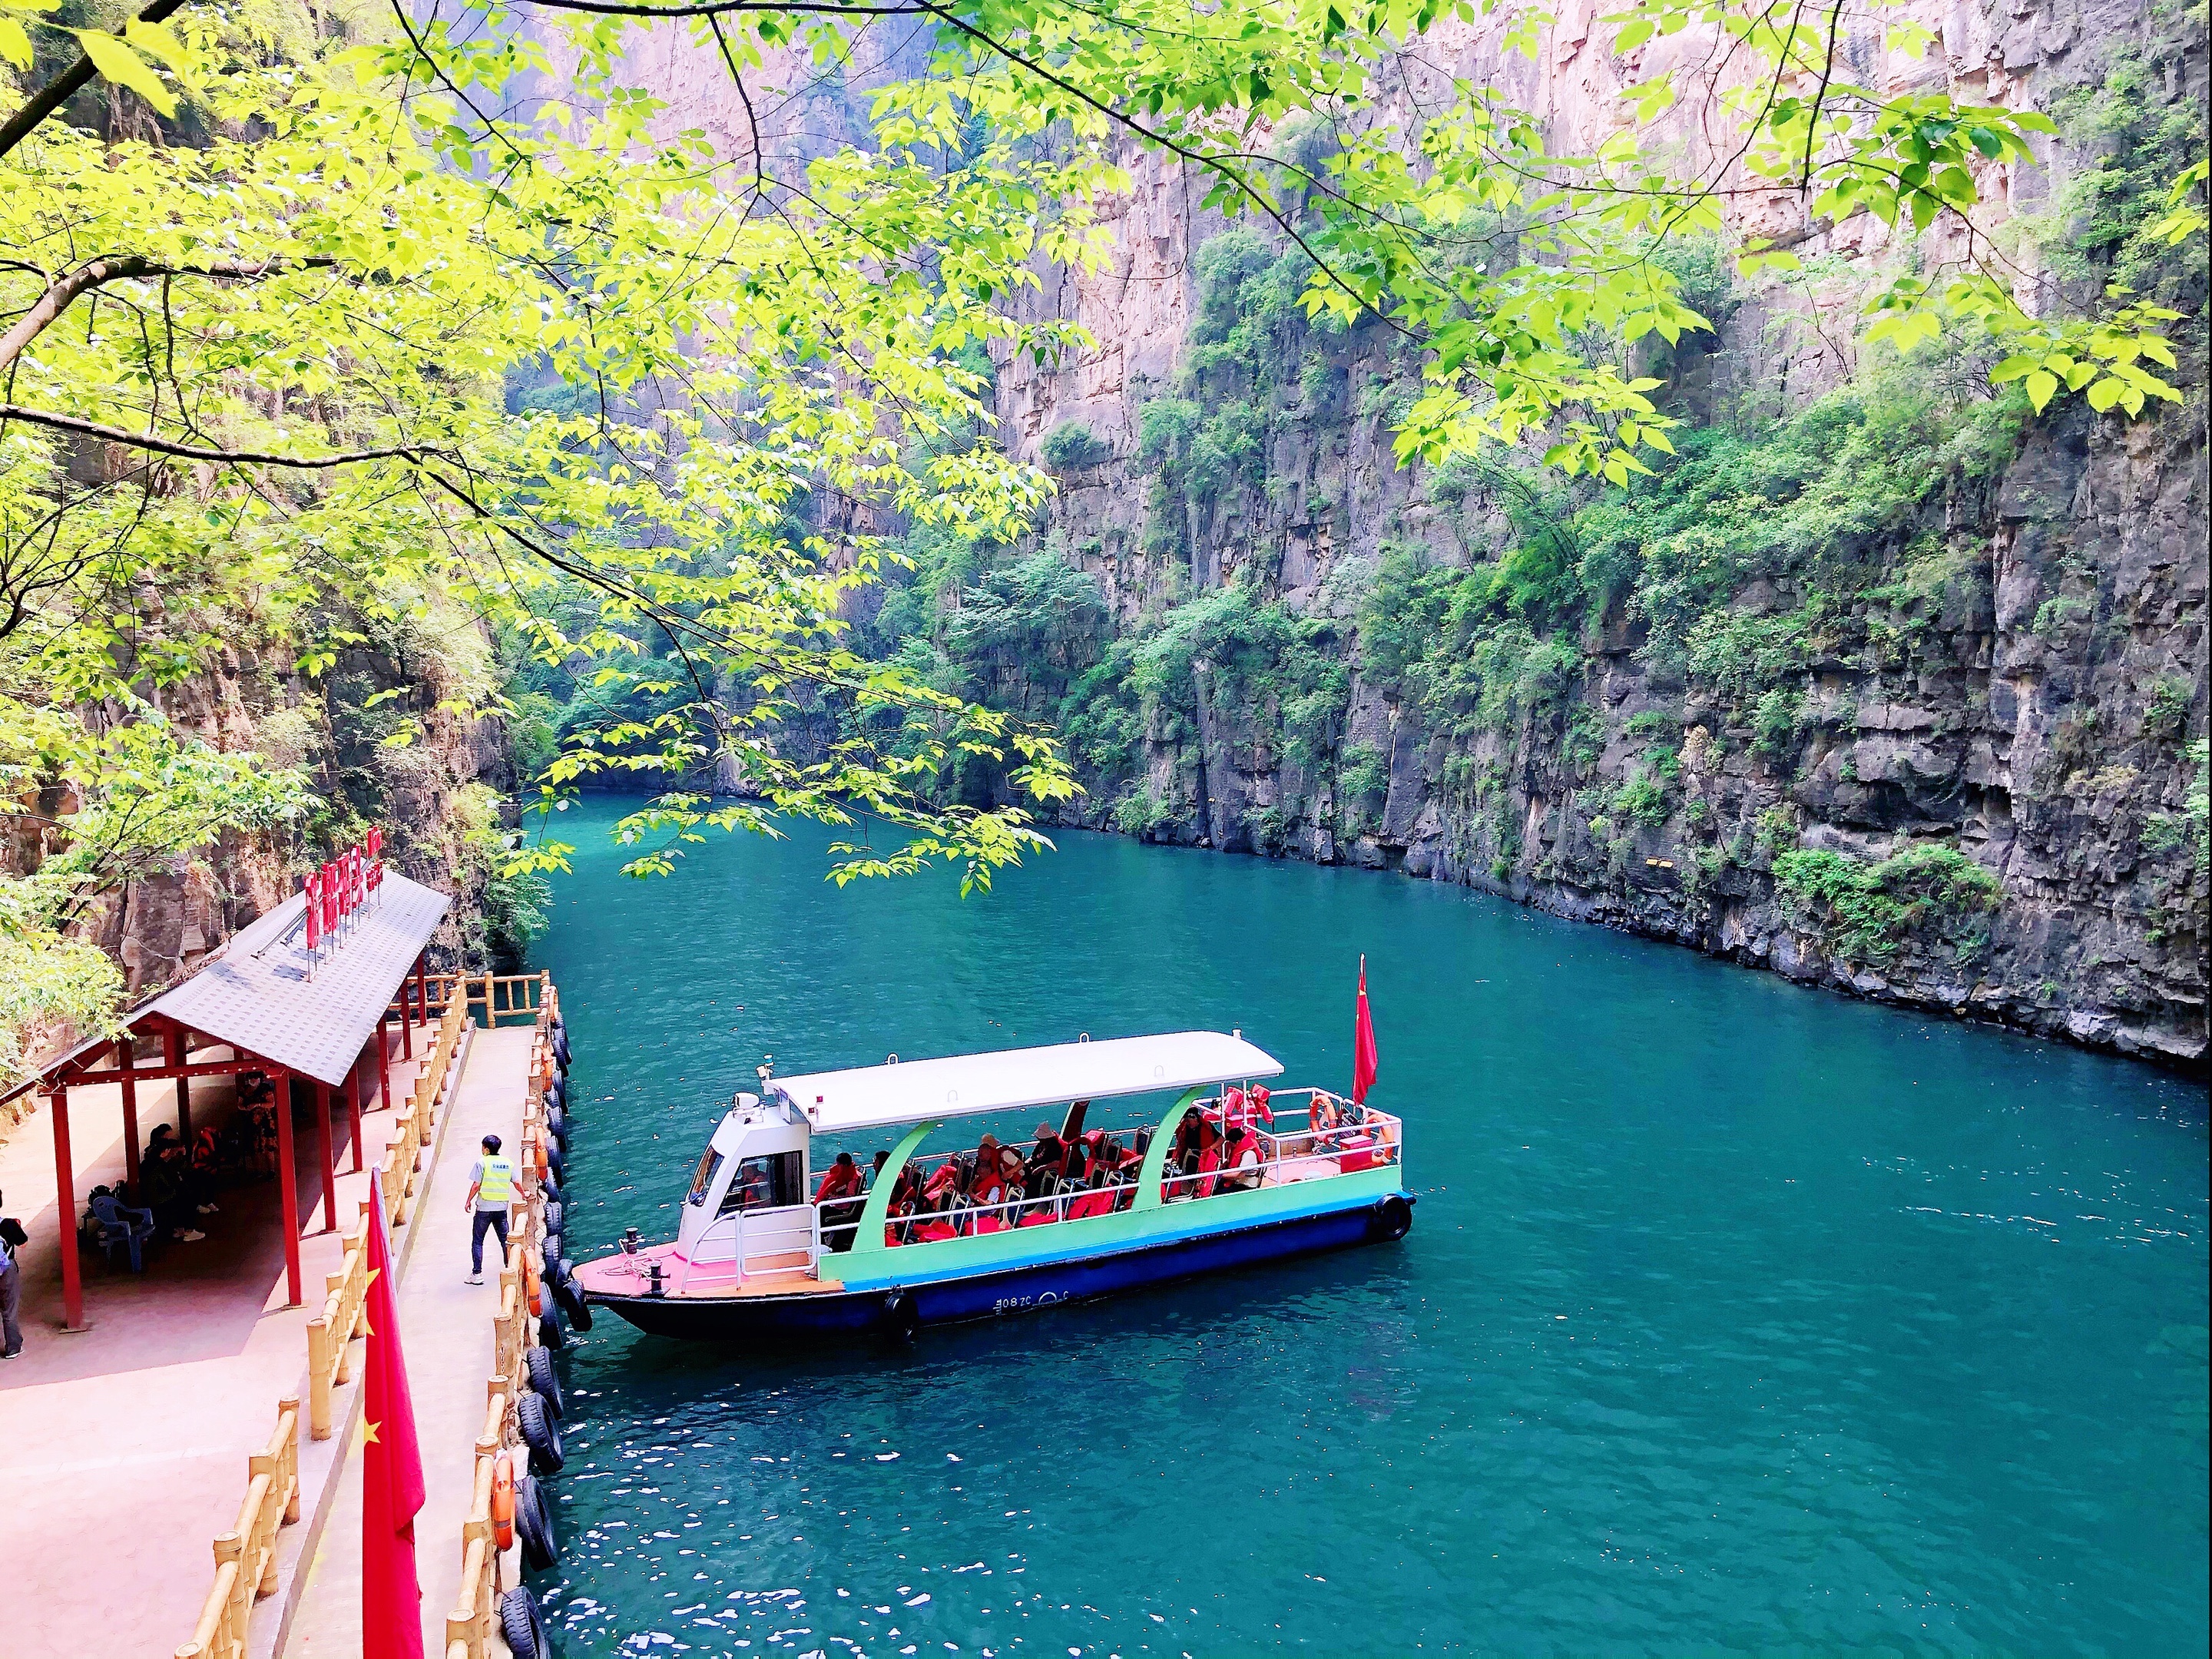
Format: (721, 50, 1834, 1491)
(968, 1150, 1012, 1233)
(885, 1161, 927, 1245)
(816, 1152, 866, 1251)
(1218, 1123, 1265, 1192)
(1025, 1124, 1065, 1187)
(814, 1151, 865, 1205)
(1191, 1114, 1223, 1199)
(1017, 1165, 1062, 1226)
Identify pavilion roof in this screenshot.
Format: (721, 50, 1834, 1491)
(5, 871, 450, 1098)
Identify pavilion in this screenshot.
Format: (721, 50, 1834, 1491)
(1, 866, 450, 1329)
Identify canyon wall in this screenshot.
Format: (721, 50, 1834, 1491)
(962, 0, 2210, 1066)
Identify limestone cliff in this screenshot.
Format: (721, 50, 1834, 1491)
(969, 0, 2209, 1067)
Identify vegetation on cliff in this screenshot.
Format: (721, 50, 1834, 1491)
(3, 0, 2205, 1076)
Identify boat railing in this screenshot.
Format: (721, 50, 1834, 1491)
(676, 1203, 820, 1292)
(863, 1094, 1401, 1245)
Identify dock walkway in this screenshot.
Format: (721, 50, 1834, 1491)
(0, 1022, 449, 1659)
(288, 1025, 538, 1659)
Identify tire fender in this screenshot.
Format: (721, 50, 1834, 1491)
(517, 1390, 565, 1475)
(1371, 1194, 1413, 1242)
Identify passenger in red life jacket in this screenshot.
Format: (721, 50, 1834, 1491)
(1024, 1124, 1066, 1189)
(968, 1147, 1012, 1233)
(1217, 1123, 1266, 1192)
(814, 1152, 867, 1252)
(883, 1162, 922, 1246)
(1192, 1114, 1224, 1198)
(813, 1151, 865, 1205)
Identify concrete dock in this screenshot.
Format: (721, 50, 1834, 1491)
(288, 1025, 539, 1659)
(0, 1025, 443, 1657)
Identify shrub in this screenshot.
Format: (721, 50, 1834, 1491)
(1772, 843, 2002, 965)
(1041, 422, 1112, 471)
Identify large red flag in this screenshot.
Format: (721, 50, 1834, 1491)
(1353, 955, 1379, 1105)
(362, 1178, 426, 1659)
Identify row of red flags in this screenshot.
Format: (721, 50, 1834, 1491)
(304, 826, 386, 952)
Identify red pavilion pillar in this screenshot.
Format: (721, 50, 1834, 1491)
(117, 1037, 141, 1195)
(48, 1088, 84, 1330)
(273, 1072, 302, 1306)
(311, 1078, 338, 1234)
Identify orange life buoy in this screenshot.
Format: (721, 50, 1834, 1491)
(531, 1136, 548, 1177)
(491, 1451, 517, 1550)
(525, 1253, 542, 1316)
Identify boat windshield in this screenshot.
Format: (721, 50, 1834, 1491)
(686, 1147, 724, 1207)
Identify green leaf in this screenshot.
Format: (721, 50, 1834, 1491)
(2085, 376, 2124, 412)
(71, 28, 175, 114)
(2024, 370, 2058, 412)
(0, 14, 31, 68)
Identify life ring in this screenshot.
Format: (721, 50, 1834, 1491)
(499, 1587, 549, 1659)
(882, 1290, 920, 1343)
(1371, 1194, 1413, 1242)
(490, 1451, 517, 1550)
(525, 1346, 564, 1419)
(523, 1254, 542, 1317)
(1309, 1091, 1343, 1134)
(551, 1269, 591, 1332)
(517, 1390, 565, 1475)
(531, 1138, 548, 1178)
(515, 1472, 558, 1571)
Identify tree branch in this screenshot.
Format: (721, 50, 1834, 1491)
(0, 255, 338, 373)
(0, 403, 443, 467)
(0, 0, 192, 163)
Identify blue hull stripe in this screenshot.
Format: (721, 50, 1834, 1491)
(591, 1197, 1409, 1343)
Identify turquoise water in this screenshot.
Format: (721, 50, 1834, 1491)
(529, 802, 2208, 1657)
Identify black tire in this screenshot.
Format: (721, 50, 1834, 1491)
(515, 1473, 558, 1572)
(546, 1108, 567, 1144)
(548, 1073, 566, 1108)
(536, 1299, 565, 1351)
(517, 1390, 565, 1475)
(499, 1587, 548, 1658)
(555, 1035, 571, 1074)
(1373, 1194, 1413, 1242)
(552, 1270, 592, 1331)
(525, 1346, 564, 1419)
(541, 1200, 564, 1237)
(557, 1255, 575, 1284)
(541, 1223, 562, 1263)
(882, 1291, 920, 1343)
(545, 1143, 565, 1183)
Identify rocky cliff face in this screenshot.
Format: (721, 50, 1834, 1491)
(970, 0, 2209, 1067)
(8, 628, 514, 1003)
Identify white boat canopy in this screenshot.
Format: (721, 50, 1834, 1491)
(776, 1031, 1283, 1134)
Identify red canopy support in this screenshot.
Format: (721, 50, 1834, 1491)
(273, 1072, 302, 1306)
(346, 1053, 366, 1173)
(414, 959, 429, 1039)
(165, 1025, 192, 1144)
(377, 1015, 393, 1112)
(311, 1078, 338, 1234)
(117, 1038, 141, 1196)
(48, 1088, 84, 1331)
(401, 954, 419, 1058)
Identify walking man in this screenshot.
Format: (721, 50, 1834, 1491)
(462, 1134, 515, 1286)
(1, 1186, 27, 1359)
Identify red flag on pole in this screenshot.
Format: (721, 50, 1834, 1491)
(1353, 955, 1379, 1105)
(361, 1178, 426, 1659)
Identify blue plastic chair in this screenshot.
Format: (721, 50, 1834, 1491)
(89, 1193, 158, 1272)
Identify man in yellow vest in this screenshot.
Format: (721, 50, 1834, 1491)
(463, 1133, 515, 1285)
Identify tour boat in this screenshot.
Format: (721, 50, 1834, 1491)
(571, 1030, 1413, 1341)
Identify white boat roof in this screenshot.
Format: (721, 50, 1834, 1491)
(775, 1031, 1283, 1133)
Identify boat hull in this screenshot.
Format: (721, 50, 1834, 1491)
(584, 1193, 1413, 1343)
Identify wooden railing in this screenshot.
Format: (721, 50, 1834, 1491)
(174, 1402, 301, 1658)
(396, 971, 547, 1030)
(445, 977, 559, 1659)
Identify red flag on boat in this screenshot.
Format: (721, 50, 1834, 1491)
(361, 1180, 426, 1659)
(1353, 955, 1379, 1105)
